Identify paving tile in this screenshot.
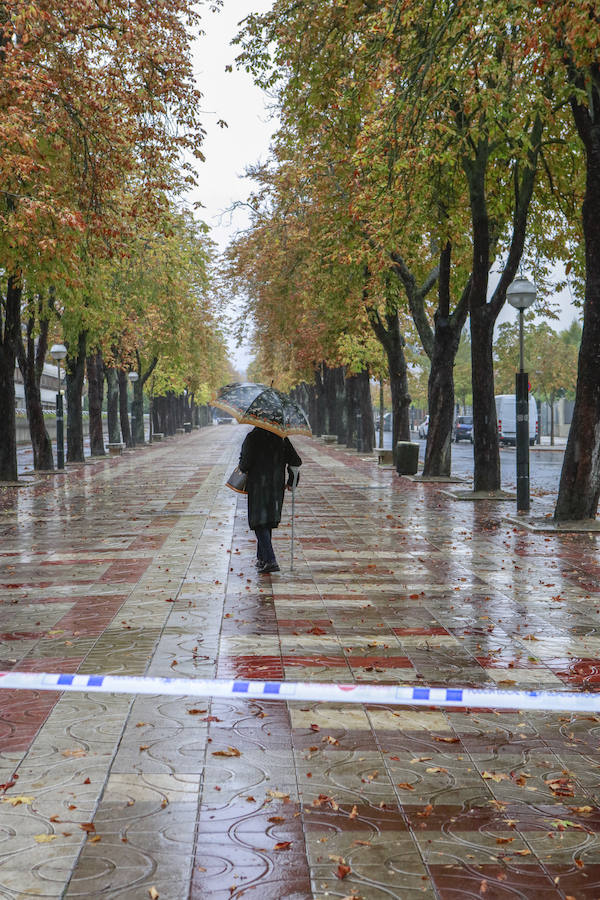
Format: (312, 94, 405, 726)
(6, 427, 600, 896)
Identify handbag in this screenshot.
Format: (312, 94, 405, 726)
(226, 465, 248, 494)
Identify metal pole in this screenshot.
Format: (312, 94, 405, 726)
(131, 396, 136, 449)
(56, 364, 64, 470)
(516, 308, 530, 513)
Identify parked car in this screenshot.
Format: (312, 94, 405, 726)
(417, 415, 429, 439)
(375, 412, 392, 432)
(495, 394, 538, 445)
(454, 415, 473, 443)
(216, 414, 234, 425)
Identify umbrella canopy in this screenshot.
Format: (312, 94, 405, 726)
(212, 382, 312, 438)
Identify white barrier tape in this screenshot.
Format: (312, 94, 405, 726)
(0, 670, 599, 712)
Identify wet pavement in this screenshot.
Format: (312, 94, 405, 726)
(1, 427, 600, 898)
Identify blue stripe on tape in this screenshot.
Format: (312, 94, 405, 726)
(232, 682, 249, 693)
(446, 689, 463, 702)
(264, 683, 280, 694)
(57, 675, 74, 685)
(88, 676, 104, 687)
(413, 688, 430, 700)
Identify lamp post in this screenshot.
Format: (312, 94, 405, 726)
(128, 371, 139, 447)
(50, 343, 67, 469)
(506, 275, 536, 513)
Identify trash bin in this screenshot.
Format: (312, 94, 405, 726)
(395, 441, 419, 475)
(184, 422, 192, 433)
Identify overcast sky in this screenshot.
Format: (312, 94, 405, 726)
(191, 2, 581, 374)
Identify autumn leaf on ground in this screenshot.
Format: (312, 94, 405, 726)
(1, 796, 34, 806)
(34, 834, 57, 843)
(336, 864, 351, 880)
(268, 816, 285, 824)
(312, 794, 339, 810)
(482, 771, 509, 783)
(79, 823, 95, 833)
(62, 749, 86, 758)
(434, 736, 459, 744)
(417, 804, 433, 818)
(266, 790, 290, 801)
(187, 709, 207, 715)
(149, 888, 159, 900)
(212, 747, 241, 758)
(274, 841, 292, 850)
(348, 805, 358, 819)
(396, 782, 415, 790)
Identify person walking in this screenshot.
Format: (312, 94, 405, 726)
(239, 426, 302, 574)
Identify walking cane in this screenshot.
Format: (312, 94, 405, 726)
(289, 466, 300, 571)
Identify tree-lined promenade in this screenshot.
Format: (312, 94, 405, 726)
(0, 0, 230, 481)
(229, 0, 600, 521)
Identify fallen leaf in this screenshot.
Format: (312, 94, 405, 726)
(274, 841, 292, 851)
(266, 790, 290, 801)
(514, 849, 531, 856)
(348, 805, 358, 820)
(79, 823, 95, 834)
(62, 749, 86, 758)
(482, 771, 509, 783)
(1, 796, 34, 806)
(396, 782, 415, 790)
(212, 747, 241, 758)
(89, 835, 101, 843)
(34, 834, 57, 843)
(434, 736, 460, 744)
(495, 837, 514, 845)
(336, 864, 351, 880)
(149, 888, 159, 900)
(187, 709, 207, 715)
(426, 767, 448, 775)
(417, 804, 434, 818)
(268, 816, 285, 824)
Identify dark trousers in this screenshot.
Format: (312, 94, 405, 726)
(255, 526, 276, 565)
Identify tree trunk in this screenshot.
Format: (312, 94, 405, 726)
(550, 400, 555, 447)
(355, 368, 374, 452)
(423, 243, 469, 477)
(423, 345, 456, 477)
(66, 331, 86, 463)
(166, 392, 176, 434)
(87, 350, 105, 456)
(133, 379, 145, 444)
(153, 395, 163, 434)
(0, 275, 21, 482)
(555, 97, 600, 520)
(16, 302, 54, 471)
(117, 368, 132, 447)
(312, 368, 325, 436)
(106, 366, 120, 443)
(470, 305, 500, 490)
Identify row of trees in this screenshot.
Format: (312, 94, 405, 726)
(227, 0, 600, 521)
(0, 0, 229, 479)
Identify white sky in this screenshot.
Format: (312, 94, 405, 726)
(193, 1, 276, 373)
(191, 2, 581, 374)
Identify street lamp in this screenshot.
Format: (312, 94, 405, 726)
(50, 343, 67, 469)
(506, 275, 536, 513)
(128, 371, 139, 447)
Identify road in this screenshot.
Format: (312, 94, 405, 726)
(378, 431, 566, 499)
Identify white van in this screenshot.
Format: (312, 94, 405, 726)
(495, 394, 538, 446)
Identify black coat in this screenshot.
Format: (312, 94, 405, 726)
(239, 427, 302, 530)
